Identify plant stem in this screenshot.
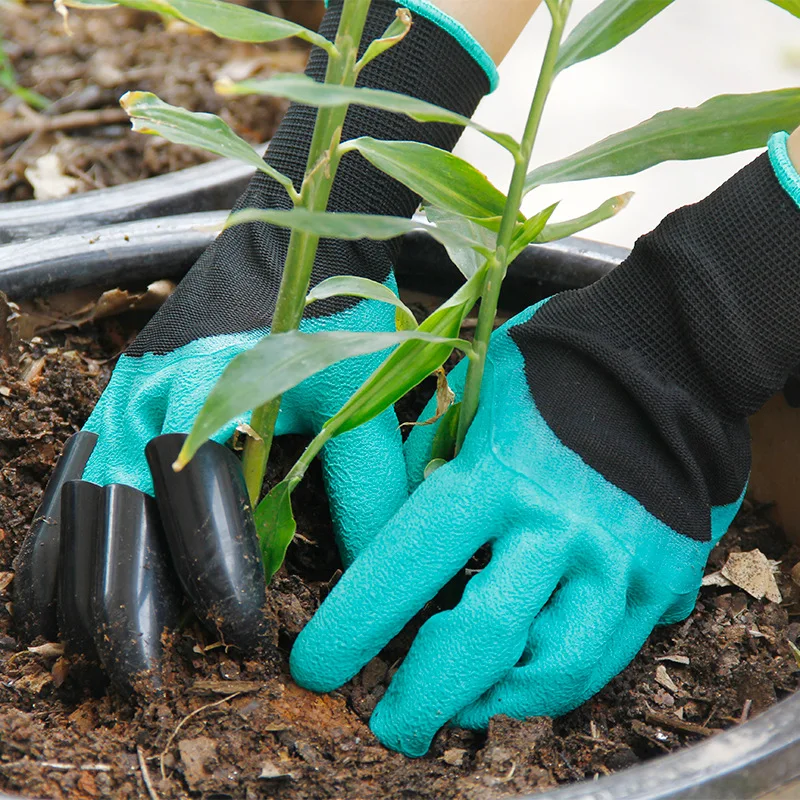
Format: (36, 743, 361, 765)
(241, 0, 373, 503)
(454, 0, 571, 454)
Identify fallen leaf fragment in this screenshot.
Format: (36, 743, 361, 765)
(28, 642, 65, 658)
(655, 665, 679, 693)
(24, 152, 80, 200)
(259, 761, 295, 780)
(400, 367, 454, 428)
(0, 572, 13, 593)
(720, 550, 782, 604)
(701, 571, 732, 589)
(51, 656, 70, 688)
(443, 748, 467, 767)
(656, 655, 690, 666)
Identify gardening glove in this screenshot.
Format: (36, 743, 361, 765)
(13, 0, 495, 691)
(291, 133, 800, 756)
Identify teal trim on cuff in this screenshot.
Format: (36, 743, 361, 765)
(768, 131, 800, 211)
(324, 0, 499, 92)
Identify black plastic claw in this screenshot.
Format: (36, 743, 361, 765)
(146, 433, 270, 653)
(58, 480, 103, 659)
(93, 483, 181, 696)
(13, 431, 98, 643)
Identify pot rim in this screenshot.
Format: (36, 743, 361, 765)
(0, 149, 265, 246)
(0, 210, 627, 301)
(1, 219, 797, 800)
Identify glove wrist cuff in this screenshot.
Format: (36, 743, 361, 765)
(768, 130, 800, 210)
(324, 0, 499, 91)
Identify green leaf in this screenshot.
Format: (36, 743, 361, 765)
(525, 89, 800, 193)
(556, 0, 675, 73)
(227, 208, 490, 257)
(424, 206, 496, 279)
(509, 203, 559, 261)
(537, 192, 633, 243)
(765, 0, 800, 18)
(346, 137, 509, 220)
(306, 276, 418, 331)
(0, 43, 50, 110)
(254, 478, 298, 581)
(356, 8, 412, 72)
(120, 91, 296, 196)
(788, 638, 800, 669)
(321, 265, 486, 440)
(58, 0, 334, 51)
(423, 459, 447, 480)
(215, 74, 520, 153)
(177, 329, 470, 466)
(429, 401, 461, 463)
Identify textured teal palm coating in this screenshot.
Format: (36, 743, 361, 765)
(290, 299, 743, 756)
(82, 289, 408, 564)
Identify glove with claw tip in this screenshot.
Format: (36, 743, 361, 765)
(290, 136, 800, 757)
(77, 0, 494, 565)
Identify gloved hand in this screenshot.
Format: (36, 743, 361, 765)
(13, 0, 495, 693)
(290, 133, 800, 756)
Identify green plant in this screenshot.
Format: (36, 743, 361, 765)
(64, 0, 800, 579)
(0, 11, 49, 110)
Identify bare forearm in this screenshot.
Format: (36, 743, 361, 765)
(789, 125, 800, 171)
(432, 0, 542, 63)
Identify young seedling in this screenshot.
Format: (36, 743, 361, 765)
(70, 0, 800, 580)
(0, 28, 49, 110)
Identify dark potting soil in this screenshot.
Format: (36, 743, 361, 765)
(0, 0, 312, 202)
(1, 313, 800, 800)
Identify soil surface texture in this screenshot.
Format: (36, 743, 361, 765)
(0, 0, 310, 202)
(0, 312, 799, 800)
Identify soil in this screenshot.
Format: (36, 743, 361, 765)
(3, 2, 800, 797)
(1, 312, 799, 800)
(0, 0, 312, 202)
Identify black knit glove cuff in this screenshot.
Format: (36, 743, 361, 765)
(128, 0, 491, 357)
(510, 152, 800, 540)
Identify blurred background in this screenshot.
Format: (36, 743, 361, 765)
(456, 0, 800, 247)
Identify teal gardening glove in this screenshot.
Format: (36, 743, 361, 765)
(291, 133, 800, 755)
(13, 0, 496, 677)
(81, 0, 494, 564)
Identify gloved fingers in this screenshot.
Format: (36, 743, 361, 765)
(658, 589, 699, 625)
(583, 600, 668, 705)
(290, 460, 494, 697)
(368, 527, 569, 757)
(273, 388, 315, 438)
(451, 572, 628, 730)
(404, 358, 469, 491)
(82, 370, 169, 495)
(319, 408, 408, 566)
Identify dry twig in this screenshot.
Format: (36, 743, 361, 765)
(137, 746, 160, 800)
(645, 710, 721, 738)
(0, 108, 129, 147)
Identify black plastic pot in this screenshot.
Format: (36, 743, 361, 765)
(0, 152, 262, 245)
(0, 210, 626, 301)
(2, 217, 799, 800)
